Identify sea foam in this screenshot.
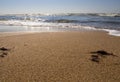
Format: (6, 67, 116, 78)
(101, 29, 120, 36)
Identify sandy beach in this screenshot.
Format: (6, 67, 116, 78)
(0, 31, 120, 82)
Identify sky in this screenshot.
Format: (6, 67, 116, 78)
(0, 0, 120, 14)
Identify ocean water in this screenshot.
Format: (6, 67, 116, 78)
(0, 13, 120, 36)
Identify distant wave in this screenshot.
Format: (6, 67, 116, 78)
(0, 16, 45, 23)
(61, 13, 120, 17)
(97, 13, 120, 17)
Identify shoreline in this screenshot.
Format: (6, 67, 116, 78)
(0, 31, 120, 82)
(0, 30, 117, 37)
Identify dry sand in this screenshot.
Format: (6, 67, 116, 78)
(0, 31, 120, 82)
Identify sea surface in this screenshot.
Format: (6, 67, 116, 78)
(0, 13, 120, 36)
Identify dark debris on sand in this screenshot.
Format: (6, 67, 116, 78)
(0, 47, 10, 51)
(91, 55, 100, 63)
(90, 50, 117, 63)
(0, 47, 10, 58)
(91, 50, 117, 57)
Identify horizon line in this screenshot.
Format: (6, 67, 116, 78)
(0, 12, 120, 15)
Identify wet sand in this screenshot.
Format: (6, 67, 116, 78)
(0, 31, 120, 82)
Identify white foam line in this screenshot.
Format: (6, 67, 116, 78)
(100, 29, 120, 36)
